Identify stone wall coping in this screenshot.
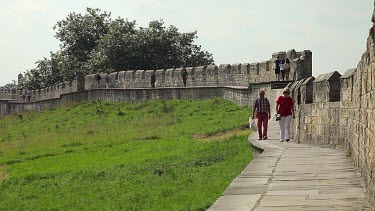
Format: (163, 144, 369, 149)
(0, 99, 16, 102)
(314, 71, 342, 82)
(341, 68, 356, 79)
(302, 76, 315, 85)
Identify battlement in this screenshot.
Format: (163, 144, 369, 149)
(287, 23, 375, 207)
(0, 49, 312, 102)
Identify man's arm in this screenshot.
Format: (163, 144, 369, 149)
(252, 100, 257, 119)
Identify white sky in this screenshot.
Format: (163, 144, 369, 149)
(0, 0, 372, 85)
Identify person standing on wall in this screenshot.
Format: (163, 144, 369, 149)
(293, 52, 305, 80)
(105, 74, 110, 88)
(276, 88, 295, 142)
(151, 72, 156, 88)
(95, 73, 102, 87)
(280, 59, 286, 81)
(252, 90, 271, 140)
(284, 58, 291, 80)
(274, 56, 281, 81)
(182, 69, 188, 87)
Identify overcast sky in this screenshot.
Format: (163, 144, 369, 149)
(0, 0, 372, 85)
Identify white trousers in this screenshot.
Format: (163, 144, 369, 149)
(279, 115, 292, 140)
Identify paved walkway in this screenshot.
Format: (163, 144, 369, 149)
(208, 119, 369, 211)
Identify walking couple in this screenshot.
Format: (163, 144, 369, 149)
(252, 88, 295, 142)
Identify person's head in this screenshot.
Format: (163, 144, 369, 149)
(283, 88, 291, 97)
(281, 59, 285, 64)
(277, 56, 280, 60)
(286, 58, 290, 63)
(259, 90, 266, 98)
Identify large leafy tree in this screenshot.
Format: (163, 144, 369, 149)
(54, 8, 111, 66)
(21, 8, 214, 89)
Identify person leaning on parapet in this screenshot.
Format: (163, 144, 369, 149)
(276, 87, 295, 142)
(252, 90, 271, 140)
(274, 56, 281, 81)
(284, 58, 291, 81)
(151, 72, 156, 88)
(182, 69, 188, 87)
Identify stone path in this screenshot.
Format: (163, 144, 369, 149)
(208, 119, 369, 211)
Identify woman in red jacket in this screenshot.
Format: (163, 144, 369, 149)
(276, 88, 295, 142)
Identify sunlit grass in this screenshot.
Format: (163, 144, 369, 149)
(0, 99, 252, 210)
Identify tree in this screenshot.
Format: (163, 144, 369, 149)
(54, 8, 112, 68)
(3, 81, 17, 89)
(20, 8, 214, 90)
(89, 19, 213, 72)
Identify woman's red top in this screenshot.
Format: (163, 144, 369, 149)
(276, 96, 294, 116)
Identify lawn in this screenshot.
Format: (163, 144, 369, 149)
(0, 98, 252, 210)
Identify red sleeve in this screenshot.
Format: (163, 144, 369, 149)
(276, 96, 282, 104)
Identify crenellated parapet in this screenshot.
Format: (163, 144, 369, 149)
(287, 14, 375, 208)
(0, 49, 311, 103)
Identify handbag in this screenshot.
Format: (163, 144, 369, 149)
(249, 117, 257, 131)
(275, 114, 281, 121)
(276, 101, 287, 121)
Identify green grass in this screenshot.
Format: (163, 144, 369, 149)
(0, 98, 252, 210)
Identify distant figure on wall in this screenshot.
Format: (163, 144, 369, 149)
(95, 73, 102, 87)
(27, 90, 32, 102)
(284, 58, 291, 80)
(182, 69, 188, 87)
(274, 56, 281, 81)
(105, 74, 110, 88)
(252, 89, 271, 140)
(22, 91, 26, 102)
(151, 72, 156, 88)
(280, 59, 286, 81)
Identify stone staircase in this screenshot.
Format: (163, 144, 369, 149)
(270, 81, 293, 89)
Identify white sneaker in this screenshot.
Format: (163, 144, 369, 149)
(280, 140, 284, 142)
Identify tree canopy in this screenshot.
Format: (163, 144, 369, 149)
(20, 8, 214, 89)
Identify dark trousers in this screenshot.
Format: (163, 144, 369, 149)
(281, 70, 285, 80)
(256, 113, 269, 138)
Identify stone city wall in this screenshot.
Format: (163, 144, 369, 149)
(0, 49, 312, 103)
(0, 85, 279, 118)
(289, 16, 375, 208)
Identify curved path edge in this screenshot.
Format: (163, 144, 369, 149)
(208, 120, 370, 211)
(208, 123, 284, 211)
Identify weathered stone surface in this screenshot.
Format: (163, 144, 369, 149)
(290, 16, 375, 209)
(208, 118, 369, 211)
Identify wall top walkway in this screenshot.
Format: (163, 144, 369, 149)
(208, 118, 370, 211)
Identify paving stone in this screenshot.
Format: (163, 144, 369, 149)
(207, 194, 261, 211)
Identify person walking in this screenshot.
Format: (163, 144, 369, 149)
(274, 56, 281, 81)
(276, 88, 295, 142)
(280, 59, 286, 81)
(252, 90, 271, 140)
(284, 58, 291, 80)
(95, 73, 102, 87)
(182, 69, 188, 87)
(151, 72, 156, 88)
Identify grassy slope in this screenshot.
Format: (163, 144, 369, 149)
(0, 99, 252, 210)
